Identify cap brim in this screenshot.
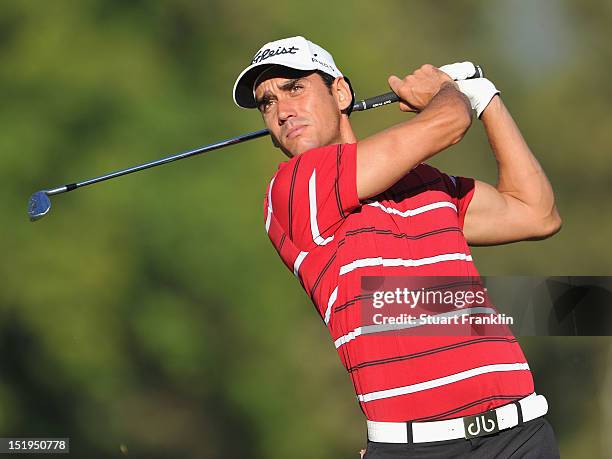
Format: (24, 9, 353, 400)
(232, 62, 318, 109)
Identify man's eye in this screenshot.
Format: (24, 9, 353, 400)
(260, 100, 274, 112)
(291, 84, 303, 93)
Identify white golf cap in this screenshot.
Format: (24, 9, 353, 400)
(232, 36, 346, 109)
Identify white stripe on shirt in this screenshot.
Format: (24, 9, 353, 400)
(309, 169, 334, 246)
(357, 363, 530, 402)
(339, 253, 473, 276)
(366, 200, 457, 218)
(324, 286, 338, 325)
(333, 307, 496, 349)
(293, 251, 308, 277)
(265, 177, 275, 233)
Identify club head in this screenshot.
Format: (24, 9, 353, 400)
(28, 191, 51, 221)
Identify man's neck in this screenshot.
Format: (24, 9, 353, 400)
(335, 116, 357, 144)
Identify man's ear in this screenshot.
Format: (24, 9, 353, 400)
(334, 76, 353, 112)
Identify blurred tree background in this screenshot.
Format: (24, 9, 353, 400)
(1, 0, 611, 457)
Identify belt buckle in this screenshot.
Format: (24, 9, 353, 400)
(463, 409, 500, 439)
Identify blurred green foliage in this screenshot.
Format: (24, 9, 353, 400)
(1, 1, 611, 457)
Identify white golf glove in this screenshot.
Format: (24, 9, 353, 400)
(439, 62, 483, 81)
(456, 78, 500, 118)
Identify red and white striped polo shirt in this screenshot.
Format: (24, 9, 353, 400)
(263, 142, 534, 422)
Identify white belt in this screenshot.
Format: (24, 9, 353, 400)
(367, 393, 548, 444)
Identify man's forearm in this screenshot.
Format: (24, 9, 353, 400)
(395, 82, 473, 157)
(481, 96, 560, 223)
(356, 82, 471, 200)
(420, 82, 473, 148)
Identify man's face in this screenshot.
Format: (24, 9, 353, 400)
(254, 68, 344, 157)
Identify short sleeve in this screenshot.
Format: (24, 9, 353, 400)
(447, 174, 476, 230)
(267, 143, 361, 250)
(424, 165, 476, 230)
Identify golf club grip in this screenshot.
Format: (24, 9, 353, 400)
(352, 62, 483, 112)
(352, 92, 400, 111)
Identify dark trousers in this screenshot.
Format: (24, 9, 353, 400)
(363, 417, 560, 458)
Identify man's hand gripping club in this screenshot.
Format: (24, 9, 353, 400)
(387, 64, 462, 112)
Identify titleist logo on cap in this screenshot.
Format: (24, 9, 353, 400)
(251, 46, 299, 64)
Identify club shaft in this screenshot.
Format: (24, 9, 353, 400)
(49, 128, 270, 195)
(43, 96, 387, 195)
(42, 62, 484, 196)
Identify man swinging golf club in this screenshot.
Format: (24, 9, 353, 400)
(233, 36, 561, 458)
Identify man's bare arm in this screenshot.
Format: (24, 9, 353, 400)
(356, 65, 472, 201)
(463, 96, 562, 245)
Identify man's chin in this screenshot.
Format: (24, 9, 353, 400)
(286, 137, 321, 157)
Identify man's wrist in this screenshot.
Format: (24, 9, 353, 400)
(480, 94, 502, 121)
(443, 82, 473, 116)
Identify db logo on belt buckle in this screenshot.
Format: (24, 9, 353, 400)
(463, 410, 500, 439)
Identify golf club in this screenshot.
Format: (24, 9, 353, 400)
(28, 62, 483, 221)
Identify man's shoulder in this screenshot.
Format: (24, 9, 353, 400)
(380, 163, 458, 201)
(411, 163, 468, 189)
(289, 143, 348, 162)
(391, 162, 448, 188)
(412, 162, 445, 178)
(271, 143, 353, 179)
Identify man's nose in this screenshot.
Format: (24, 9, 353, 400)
(277, 98, 298, 124)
